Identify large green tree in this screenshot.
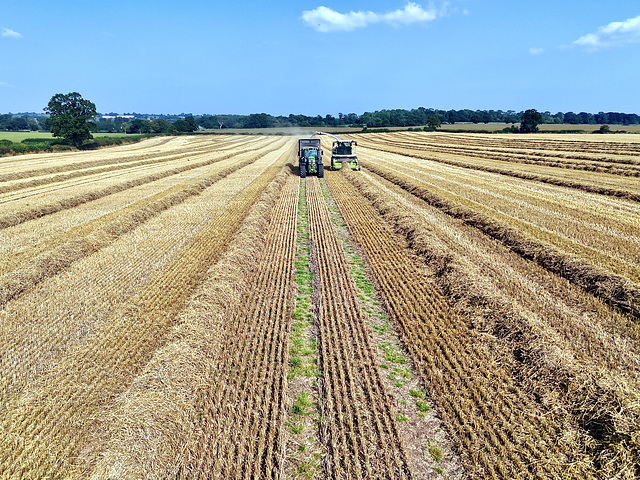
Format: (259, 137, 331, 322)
(44, 92, 98, 147)
(427, 114, 441, 130)
(520, 108, 543, 133)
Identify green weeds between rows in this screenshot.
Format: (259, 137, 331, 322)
(319, 176, 450, 476)
(285, 178, 322, 479)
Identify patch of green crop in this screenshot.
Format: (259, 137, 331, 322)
(378, 342, 406, 364)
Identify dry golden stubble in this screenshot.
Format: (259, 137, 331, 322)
(342, 167, 640, 478)
(85, 157, 295, 479)
(361, 160, 640, 318)
(0, 137, 284, 229)
(361, 140, 640, 210)
(369, 153, 640, 278)
(307, 177, 413, 479)
(326, 169, 595, 478)
(370, 131, 640, 168)
(0, 153, 270, 307)
(0, 139, 278, 263)
(0, 141, 296, 479)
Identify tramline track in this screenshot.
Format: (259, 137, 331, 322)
(306, 177, 412, 479)
(343, 167, 640, 479)
(1, 132, 637, 479)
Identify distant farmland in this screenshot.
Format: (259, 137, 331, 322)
(0, 131, 129, 143)
(0, 132, 638, 479)
(3, 123, 640, 143)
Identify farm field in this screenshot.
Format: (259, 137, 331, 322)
(0, 131, 130, 142)
(437, 123, 640, 133)
(0, 132, 638, 479)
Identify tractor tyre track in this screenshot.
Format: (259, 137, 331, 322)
(307, 177, 412, 480)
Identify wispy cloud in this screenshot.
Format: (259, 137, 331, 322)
(0, 81, 15, 88)
(573, 14, 640, 50)
(302, 2, 446, 33)
(529, 47, 544, 56)
(2, 28, 23, 39)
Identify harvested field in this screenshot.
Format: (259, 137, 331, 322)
(0, 132, 638, 479)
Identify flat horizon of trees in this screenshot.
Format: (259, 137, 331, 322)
(2, 108, 640, 133)
(195, 108, 640, 131)
(84, 108, 640, 132)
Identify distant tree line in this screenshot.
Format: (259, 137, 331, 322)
(0, 114, 42, 131)
(195, 109, 640, 130)
(3, 108, 640, 133)
(189, 109, 640, 130)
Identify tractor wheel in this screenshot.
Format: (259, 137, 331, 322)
(317, 164, 324, 178)
(300, 164, 306, 178)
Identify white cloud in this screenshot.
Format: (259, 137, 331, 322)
(302, 2, 444, 33)
(0, 82, 15, 88)
(573, 14, 640, 50)
(2, 28, 23, 39)
(529, 47, 544, 56)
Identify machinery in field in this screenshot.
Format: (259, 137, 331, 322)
(298, 138, 324, 178)
(314, 132, 360, 171)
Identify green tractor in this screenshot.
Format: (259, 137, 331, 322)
(298, 138, 324, 178)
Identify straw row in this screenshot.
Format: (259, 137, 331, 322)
(0, 141, 294, 478)
(89, 168, 297, 479)
(0, 137, 284, 228)
(342, 167, 640, 479)
(389, 131, 640, 158)
(325, 170, 596, 479)
(0, 135, 261, 195)
(0, 140, 294, 424)
(362, 138, 640, 199)
(0, 134, 252, 181)
(366, 132, 640, 170)
(0, 144, 284, 308)
(364, 159, 640, 317)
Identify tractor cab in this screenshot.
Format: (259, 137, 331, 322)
(304, 148, 319, 160)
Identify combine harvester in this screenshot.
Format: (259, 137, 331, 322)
(315, 132, 360, 171)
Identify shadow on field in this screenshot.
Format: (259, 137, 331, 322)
(285, 163, 299, 176)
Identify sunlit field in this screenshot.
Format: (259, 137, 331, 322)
(0, 132, 638, 479)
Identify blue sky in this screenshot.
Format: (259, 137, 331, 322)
(1, 1, 639, 116)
